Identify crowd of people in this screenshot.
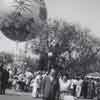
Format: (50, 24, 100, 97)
(7, 68, 100, 100)
(1, 60, 100, 100)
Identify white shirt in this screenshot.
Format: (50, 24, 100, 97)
(25, 71, 33, 79)
(49, 75, 54, 82)
(59, 78, 71, 92)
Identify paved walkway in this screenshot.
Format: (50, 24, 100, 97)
(0, 95, 41, 100)
(6, 89, 32, 96)
(4, 89, 95, 100)
(0, 89, 42, 100)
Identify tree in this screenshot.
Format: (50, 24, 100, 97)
(0, 52, 14, 64)
(24, 19, 100, 75)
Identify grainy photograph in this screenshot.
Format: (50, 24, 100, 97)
(0, 0, 100, 100)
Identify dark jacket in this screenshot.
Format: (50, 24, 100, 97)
(0, 67, 4, 85)
(2, 69, 9, 88)
(42, 76, 60, 100)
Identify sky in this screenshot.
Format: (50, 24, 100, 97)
(46, 0, 100, 36)
(0, 0, 100, 53)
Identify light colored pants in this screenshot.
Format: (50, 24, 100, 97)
(32, 87, 38, 98)
(76, 86, 82, 97)
(64, 95, 76, 100)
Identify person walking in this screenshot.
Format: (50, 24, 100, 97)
(81, 78, 88, 99)
(0, 63, 3, 94)
(31, 74, 41, 98)
(59, 74, 74, 100)
(0, 60, 5, 95)
(96, 79, 100, 100)
(42, 68, 60, 100)
(2, 67, 9, 94)
(75, 77, 83, 98)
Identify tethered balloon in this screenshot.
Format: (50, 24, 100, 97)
(0, 0, 47, 42)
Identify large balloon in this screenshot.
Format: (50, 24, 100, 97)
(0, 0, 47, 41)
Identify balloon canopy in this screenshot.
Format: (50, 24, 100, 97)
(0, 0, 47, 42)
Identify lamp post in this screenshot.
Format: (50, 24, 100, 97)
(48, 52, 53, 70)
(15, 40, 19, 63)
